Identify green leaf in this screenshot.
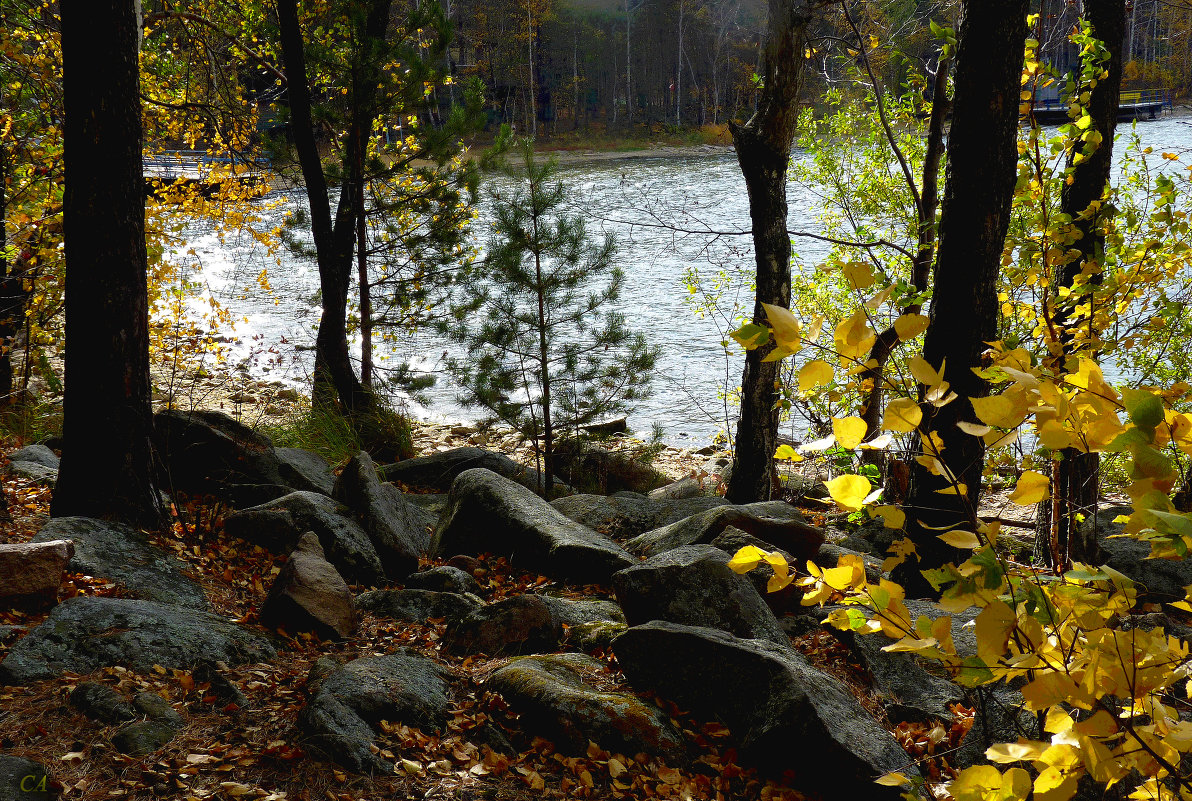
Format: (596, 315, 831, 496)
(1122, 388, 1163, 431)
(729, 323, 770, 350)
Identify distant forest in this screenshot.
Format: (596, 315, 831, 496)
(439, 0, 1192, 137)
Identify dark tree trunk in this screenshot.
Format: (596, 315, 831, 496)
(892, 0, 1029, 596)
(1049, 0, 1125, 567)
(0, 144, 18, 406)
(725, 0, 814, 504)
(276, 0, 385, 417)
(52, 0, 166, 529)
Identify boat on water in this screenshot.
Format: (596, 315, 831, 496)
(1030, 88, 1174, 124)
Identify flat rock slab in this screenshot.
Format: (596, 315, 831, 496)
(300, 652, 451, 773)
(551, 493, 728, 540)
(33, 518, 207, 609)
(625, 501, 824, 560)
(488, 653, 685, 762)
(433, 469, 636, 585)
(224, 491, 385, 586)
(381, 447, 555, 496)
(0, 539, 73, 599)
(0, 596, 276, 685)
(404, 565, 483, 597)
(443, 595, 561, 656)
(613, 621, 914, 797)
(356, 588, 483, 625)
(613, 545, 787, 646)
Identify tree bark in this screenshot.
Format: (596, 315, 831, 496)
(52, 0, 166, 529)
(1049, 0, 1125, 567)
(725, 0, 814, 503)
(891, 0, 1029, 596)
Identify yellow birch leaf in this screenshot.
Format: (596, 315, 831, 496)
(825, 474, 872, 512)
(1033, 767, 1078, 801)
(833, 416, 868, 449)
(774, 444, 803, 462)
(986, 741, 1049, 763)
(727, 545, 768, 573)
(938, 529, 980, 548)
(958, 421, 992, 437)
(881, 636, 937, 652)
(798, 360, 833, 392)
(872, 505, 905, 529)
(882, 397, 922, 432)
(974, 599, 1016, 663)
(894, 313, 930, 341)
(909, 354, 943, 386)
(971, 392, 1027, 428)
(762, 303, 801, 349)
(842, 261, 875, 290)
(834, 308, 876, 362)
(865, 284, 896, 310)
(934, 483, 967, 496)
(874, 771, 912, 787)
(1037, 420, 1072, 450)
(1009, 470, 1049, 505)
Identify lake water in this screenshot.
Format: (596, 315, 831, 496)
(179, 116, 1192, 448)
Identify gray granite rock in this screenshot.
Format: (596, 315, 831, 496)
(626, 501, 824, 561)
(33, 518, 206, 609)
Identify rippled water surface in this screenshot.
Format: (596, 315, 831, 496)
(181, 117, 1192, 447)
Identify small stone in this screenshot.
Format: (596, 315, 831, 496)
(112, 720, 179, 756)
(132, 692, 184, 725)
(0, 539, 74, 599)
(69, 682, 136, 724)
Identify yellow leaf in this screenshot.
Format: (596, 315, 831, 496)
(909, 354, 943, 386)
(882, 397, 922, 432)
(1009, 470, 1049, 505)
(1034, 767, 1082, 801)
(727, 545, 768, 574)
(798, 359, 834, 392)
(974, 599, 1016, 663)
(842, 261, 875, 290)
(958, 420, 992, 437)
(971, 392, 1028, 429)
(934, 483, 968, 496)
(865, 284, 896, 310)
(774, 444, 804, 462)
(881, 635, 938, 652)
(894, 313, 930, 341)
(986, 740, 1049, 763)
(825, 474, 872, 512)
(938, 529, 980, 548)
(762, 303, 801, 349)
(874, 771, 912, 787)
(1037, 420, 1072, 450)
(833, 416, 868, 449)
(872, 504, 905, 529)
(834, 308, 876, 363)
(1021, 672, 1083, 712)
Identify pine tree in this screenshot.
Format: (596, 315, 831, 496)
(450, 143, 658, 495)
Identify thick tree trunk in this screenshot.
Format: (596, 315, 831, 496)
(52, 0, 166, 529)
(1049, 0, 1125, 567)
(277, 0, 385, 417)
(725, 0, 814, 503)
(892, 0, 1029, 596)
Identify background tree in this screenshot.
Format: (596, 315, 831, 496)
(725, 0, 819, 503)
(274, 0, 482, 454)
(51, 0, 166, 528)
(449, 144, 657, 496)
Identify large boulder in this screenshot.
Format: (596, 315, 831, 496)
(333, 451, 433, 579)
(830, 629, 964, 724)
(356, 588, 483, 625)
(1095, 506, 1192, 604)
(0, 755, 54, 800)
(223, 491, 385, 586)
(275, 447, 335, 497)
(488, 653, 686, 762)
(404, 565, 483, 597)
(153, 409, 291, 505)
(613, 622, 913, 796)
(442, 595, 560, 656)
(0, 597, 276, 685)
(380, 447, 556, 496)
(260, 532, 356, 640)
(7, 443, 59, 484)
(0, 539, 73, 599)
(300, 652, 451, 773)
(550, 493, 728, 541)
(32, 518, 206, 609)
(625, 501, 824, 561)
(612, 545, 787, 646)
(433, 469, 636, 585)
